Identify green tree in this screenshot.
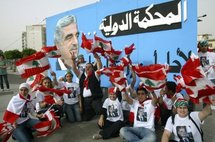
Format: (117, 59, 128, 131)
(0, 50, 3, 55)
(4, 49, 22, 59)
(22, 48, 37, 57)
(4, 49, 22, 72)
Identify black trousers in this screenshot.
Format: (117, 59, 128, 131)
(160, 107, 172, 126)
(82, 97, 102, 121)
(99, 120, 125, 139)
(0, 74, 9, 90)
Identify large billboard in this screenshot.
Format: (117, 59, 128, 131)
(46, 0, 197, 87)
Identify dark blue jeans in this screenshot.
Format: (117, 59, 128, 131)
(12, 118, 40, 142)
(120, 126, 156, 142)
(63, 102, 82, 122)
(0, 74, 9, 90)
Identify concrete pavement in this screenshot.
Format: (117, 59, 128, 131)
(0, 69, 215, 142)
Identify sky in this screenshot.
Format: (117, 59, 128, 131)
(0, 0, 214, 51)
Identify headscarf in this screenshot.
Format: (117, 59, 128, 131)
(19, 83, 30, 90)
(174, 98, 189, 108)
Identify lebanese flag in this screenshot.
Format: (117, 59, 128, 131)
(94, 35, 112, 52)
(181, 54, 205, 85)
(3, 94, 30, 124)
(174, 76, 214, 104)
(81, 33, 93, 52)
(97, 65, 124, 77)
(34, 109, 60, 137)
(132, 64, 169, 91)
(120, 57, 131, 67)
(180, 54, 215, 103)
(109, 65, 127, 91)
(16, 51, 50, 78)
(124, 43, 135, 55)
(0, 122, 15, 142)
(97, 68, 113, 76)
(36, 85, 71, 97)
(26, 72, 46, 89)
(106, 49, 122, 60)
(174, 75, 186, 93)
(41, 46, 61, 58)
(110, 77, 127, 91)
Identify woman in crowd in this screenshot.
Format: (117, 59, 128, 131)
(35, 75, 63, 118)
(3, 83, 42, 142)
(62, 71, 81, 122)
(161, 98, 215, 142)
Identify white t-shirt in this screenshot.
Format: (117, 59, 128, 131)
(63, 82, 80, 105)
(35, 90, 61, 111)
(121, 92, 131, 111)
(78, 62, 86, 72)
(165, 112, 203, 142)
(198, 52, 215, 80)
(103, 98, 124, 122)
(132, 99, 155, 131)
(162, 93, 184, 110)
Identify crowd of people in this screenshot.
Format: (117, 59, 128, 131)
(1, 43, 214, 142)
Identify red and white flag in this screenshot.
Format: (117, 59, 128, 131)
(36, 85, 71, 97)
(106, 49, 122, 61)
(124, 43, 135, 55)
(97, 68, 113, 76)
(0, 122, 14, 142)
(180, 54, 215, 103)
(110, 77, 127, 91)
(98, 65, 124, 77)
(174, 75, 186, 93)
(81, 33, 93, 53)
(16, 51, 50, 78)
(34, 109, 60, 137)
(120, 57, 131, 67)
(41, 46, 61, 58)
(26, 72, 47, 89)
(3, 94, 30, 124)
(109, 65, 127, 91)
(94, 35, 112, 52)
(132, 64, 169, 91)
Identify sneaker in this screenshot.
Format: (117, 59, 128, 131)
(92, 134, 102, 140)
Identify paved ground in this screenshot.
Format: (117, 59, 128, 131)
(0, 69, 215, 142)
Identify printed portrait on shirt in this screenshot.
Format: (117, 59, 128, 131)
(136, 107, 147, 122)
(176, 126, 194, 142)
(68, 87, 76, 98)
(200, 56, 209, 67)
(108, 104, 118, 117)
